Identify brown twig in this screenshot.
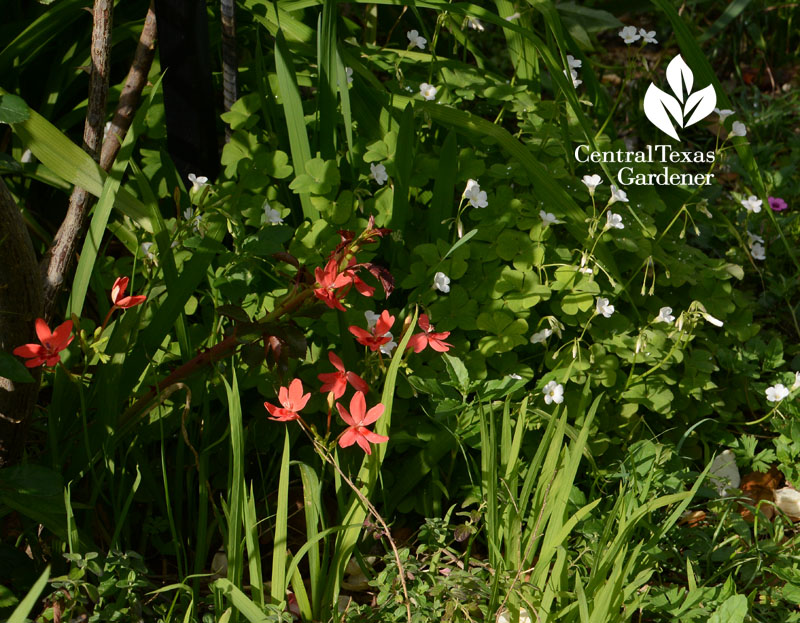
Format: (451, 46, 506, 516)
(100, 0, 158, 170)
(40, 0, 113, 323)
(220, 0, 238, 142)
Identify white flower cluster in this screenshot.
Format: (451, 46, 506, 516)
(618, 26, 657, 45)
(563, 54, 582, 88)
(746, 230, 766, 261)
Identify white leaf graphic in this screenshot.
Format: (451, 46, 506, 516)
(644, 84, 683, 140)
(665, 55, 693, 103)
(683, 84, 717, 127)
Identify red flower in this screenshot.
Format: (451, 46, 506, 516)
(349, 310, 394, 351)
(406, 314, 452, 353)
(317, 351, 370, 399)
(13, 318, 74, 368)
(336, 391, 389, 454)
(264, 378, 311, 422)
(343, 258, 375, 298)
(314, 259, 352, 311)
(111, 276, 147, 309)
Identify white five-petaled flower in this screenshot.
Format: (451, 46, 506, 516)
(406, 29, 427, 50)
(466, 17, 485, 32)
(463, 179, 488, 209)
(750, 242, 766, 260)
(655, 306, 675, 324)
(539, 210, 561, 227)
(263, 203, 283, 224)
(581, 174, 602, 195)
(740, 195, 762, 213)
(530, 328, 552, 344)
(188, 173, 208, 192)
(345, 67, 353, 85)
(609, 184, 629, 205)
(639, 28, 658, 43)
(596, 297, 615, 318)
(542, 381, 564, 405)
(369, 162, 388, 186)
(747, 231, 764, 246)
(420, 82, 437, 100)
(618, 26, 641, 44)
(715, 108, 734, 122)
(380, 332, 398, 356)
(566, 54, 581, 69)
(638, 29, 657, 44)
(433, 271, 451, 293)
(141, 242, 155, 261)
(766, 383, 790, 403)
(564, 69, 582, 88)
(730, 121, 747, 137)
(605, 211, 624, 230)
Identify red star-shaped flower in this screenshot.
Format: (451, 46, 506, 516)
(406, 314, 452, 353)
(264, 378, 311, 422)
(314, 258, 352, 311)
(336, 391, 389, 455)
(317, 351, 370, 399)
(13, 318, 74, 368)
(349, 310, 394, 352)
(111, 276, 147, 309)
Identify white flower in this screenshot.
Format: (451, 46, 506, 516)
(406, 29, 426, 50)
(655, 306, 675, 324)
(715, 108, 734, 122)
(746, 231, 764, 246)
(609, 185, 629, 205)
(263, 203, 283, 224)
(364, 310, 381, 331)
(369, 162, 388, 186)
(419, 82, 437, 100)
(505, 11, 521, 21)
(596, 297, 615, 318)
(188, 173, 208, 192)
(605, 211, 624, 230)
(508, 373, 523, 380)
(433, 271, 451, 293)
(345, 67, 353, 85)
(730, 121, 747, 137)
(792, 372, 800, 391)
(638, 29, 657, 44)
(750, 242, 766, 260)
(709, 450, 741, 497)
(740, 195, 762, 213)
(542, 381, 564, 405)
(774, 488, 800, 518)
(530, 328, 552, 344)
(566, 54, 581, 69)
(766, 383, 790, 403)
(539, 210, 561, 227)
(183, 207, 194, 222)
(498, 609, 532, 623)
(380, 332, 397, 356)
(702, 312, 724, 327)
(141, 242, 155, 261)
(618, 26, 641, 44)
(190, 212, 202, 234)
(466, 17, 484, 32)
(581, 174, 602, 195)
(564, 69, 582, 88)
(463, 179, 488, 209)
(579, 266, 593, 275)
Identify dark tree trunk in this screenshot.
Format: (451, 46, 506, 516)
(0, 177, 43, 466)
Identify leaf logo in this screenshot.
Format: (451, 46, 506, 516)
(644, 55, 716, 140)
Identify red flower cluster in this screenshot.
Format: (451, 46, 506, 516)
(406, 314, 452, 353)
(13, 319, 74, 368)
(349, 310, 395, 352)
(313, 258, 377, 312)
